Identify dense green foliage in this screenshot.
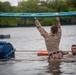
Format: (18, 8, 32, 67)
(0, 0, 76, 27)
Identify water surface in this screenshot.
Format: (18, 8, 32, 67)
(0, 25, 76, 75)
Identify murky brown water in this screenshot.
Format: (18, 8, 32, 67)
(0, 25, 76, 75)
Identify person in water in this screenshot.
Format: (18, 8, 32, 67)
(48, 44, 76, 60)
(68, 44, 76, 55)
(34, 17, 63, 59)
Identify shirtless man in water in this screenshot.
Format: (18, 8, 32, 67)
(34, 17, 63, 59)
(68, 44, 76, 55)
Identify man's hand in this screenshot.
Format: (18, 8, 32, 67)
(34, 17, 37, 20)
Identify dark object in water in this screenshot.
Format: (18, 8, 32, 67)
(0, 41, 15, 59)
(0, 34, 10, 39)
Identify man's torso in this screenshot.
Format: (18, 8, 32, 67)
(44, 33, 61, 54)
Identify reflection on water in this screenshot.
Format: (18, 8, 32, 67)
(47, 61, 76, 75)
(0, 25, 76, 75)
(47, 61, 61, 75)
(0, 60, 76, 75)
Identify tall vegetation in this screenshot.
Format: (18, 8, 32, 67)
(0, 0, 76, 27)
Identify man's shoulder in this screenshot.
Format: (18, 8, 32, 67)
(68, 51, 72, 55)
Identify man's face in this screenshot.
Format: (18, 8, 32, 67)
(72, 45, 76, 55)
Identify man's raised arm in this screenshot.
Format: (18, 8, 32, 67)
(34, 17, 47, 37)
(56, 17, 62, 36)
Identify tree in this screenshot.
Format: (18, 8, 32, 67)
(0, 1, 12, 12)
(66, 0, 76, 7)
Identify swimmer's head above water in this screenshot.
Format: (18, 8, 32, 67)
(71, 44, 76, 55)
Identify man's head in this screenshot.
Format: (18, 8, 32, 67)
(71, 44, 76, 55)
(51, 25, 58, 34)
